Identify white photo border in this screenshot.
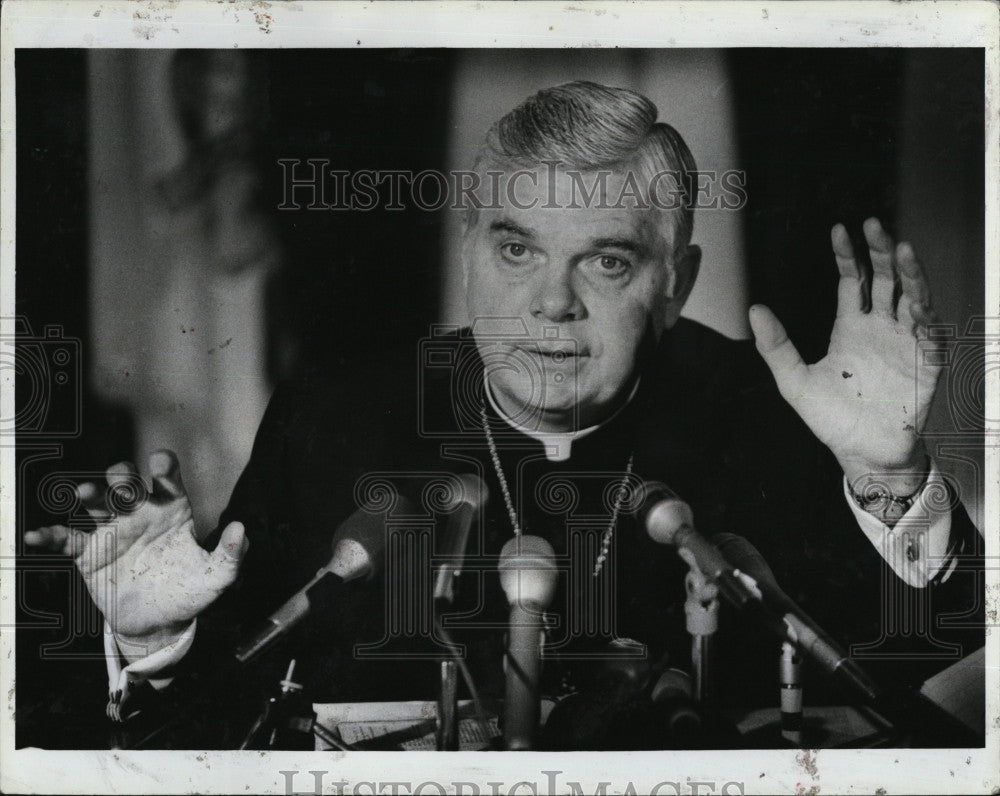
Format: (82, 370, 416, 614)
(1, 1, 997, 794)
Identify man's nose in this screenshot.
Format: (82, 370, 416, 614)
(530, 267, 585, 322)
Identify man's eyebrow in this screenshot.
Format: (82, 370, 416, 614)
(590, 236, 646, 254)
(489, 219, 537, 239)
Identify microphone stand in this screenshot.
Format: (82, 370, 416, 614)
(779, 641, 803, 746)
(239, 659, 313, 750)
(683, 561, 719, 704)
(433, 597, 461, 750)
(436, 658, 459, 750)
(430, 473, 487, 750)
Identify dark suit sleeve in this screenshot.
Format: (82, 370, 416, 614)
(201, 380, 309, 628)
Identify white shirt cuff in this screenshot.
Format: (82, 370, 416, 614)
(844, 461, 955, 588)
(104, 618, 197, 696)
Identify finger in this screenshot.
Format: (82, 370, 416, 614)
(906, 298, 942, 341)
(148, 449, 186, 501)
(76, 481, 113, 523)
(749, 305, 808, 403)
(206, 521, 248, 588)
(24, 524, 89, 558)
(105, 461, 148, 514)
(863, 217, 897, 314)
(831, 223, 865, 315)
(895, 240, 932, 314)
(106, 460, 139, 485)
(831, 223, 861, 278)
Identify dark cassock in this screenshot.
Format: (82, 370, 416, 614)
(129, 317, 982, 749)
(27, 81, 985, 752)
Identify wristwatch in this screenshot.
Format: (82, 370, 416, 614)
(848, 480, 922, 529)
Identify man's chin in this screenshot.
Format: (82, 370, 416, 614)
(491, 378, 584, 430)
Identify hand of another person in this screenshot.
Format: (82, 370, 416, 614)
(748, 218, 941, 497)
(25, 450, 248, 655)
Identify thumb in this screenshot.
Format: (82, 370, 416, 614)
(206, 521, 248, 588)
(749, 304, 807, 403)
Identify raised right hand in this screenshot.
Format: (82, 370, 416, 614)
(25, 450, 248, 653)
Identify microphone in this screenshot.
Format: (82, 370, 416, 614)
(779, 641, 804, 746)
(498, 535, 557, 750)
(651, 668, 704, 743)
(540, 638, 650, 751)
(234, 499, 403, 663)
(635, 484, 787, 640)
(433, 474, 488, 607)
(713, 532, 882, 704)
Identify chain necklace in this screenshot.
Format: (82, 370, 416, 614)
(479, 400, 634, 578)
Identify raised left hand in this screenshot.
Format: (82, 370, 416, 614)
(748, 217, 941, 494)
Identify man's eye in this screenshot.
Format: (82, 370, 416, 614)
(500, 242, 532, 263)
(594, 255, 630, 277)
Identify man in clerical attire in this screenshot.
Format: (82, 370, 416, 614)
(27, 82, 983, 749)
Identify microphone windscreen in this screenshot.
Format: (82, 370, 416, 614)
(651, 668, 694, 704)
(629, 482, 694, 545)
(713, 532, 785, 602)
(331, 494, 416, 578)
(498, 535, 557, 607)
(599, 638, 651, 692)
(451, 472, 489, 511)
(433, 474, 488, 602)
(650, 668, 704, 744)
(646, 499, 694, 546)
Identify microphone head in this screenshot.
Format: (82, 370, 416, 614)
(646, 499, 694, 547)
(330, 494, 416, 579)
(450, 473, 489, 511)
(650, 668, 704, 743)
(651, 668, 694, 704)
(433, 474, 488, 603)
(598, 638, 651, 693)
(713, 532, 781, 595)
(498, 535, 557, 608)
(631, 481, 693, 546)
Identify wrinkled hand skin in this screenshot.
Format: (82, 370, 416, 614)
(749, 218, 940, 497)
(25, 450, 248, 654)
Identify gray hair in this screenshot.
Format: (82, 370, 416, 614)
(473, 81, 698, 251)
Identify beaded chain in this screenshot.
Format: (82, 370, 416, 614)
(479, 400, 634, 577)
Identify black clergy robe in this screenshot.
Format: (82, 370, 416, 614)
(152, 318, 984, 748)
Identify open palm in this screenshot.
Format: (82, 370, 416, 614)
(749, 218, 941, 484)
(25, 451, 247, 646)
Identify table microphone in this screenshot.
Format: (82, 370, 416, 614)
(635, 484, 787, 640)
(234, 498, 408, 663)
(541, 639, 651, 750)
(713, 532, 882, 705)
(498, 535, 557, 750)
(651, 668, 703, 740)
(433, 473, 488, 608)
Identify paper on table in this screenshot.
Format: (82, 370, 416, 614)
(919, 645, 986, 736)
(313, 701, 500, 751)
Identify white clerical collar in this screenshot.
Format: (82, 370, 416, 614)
(483, 375, 641, 462)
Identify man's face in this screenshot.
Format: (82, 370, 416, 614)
(463, 165, 693, 432)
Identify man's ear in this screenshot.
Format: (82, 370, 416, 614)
(662, 244, 701, 328)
